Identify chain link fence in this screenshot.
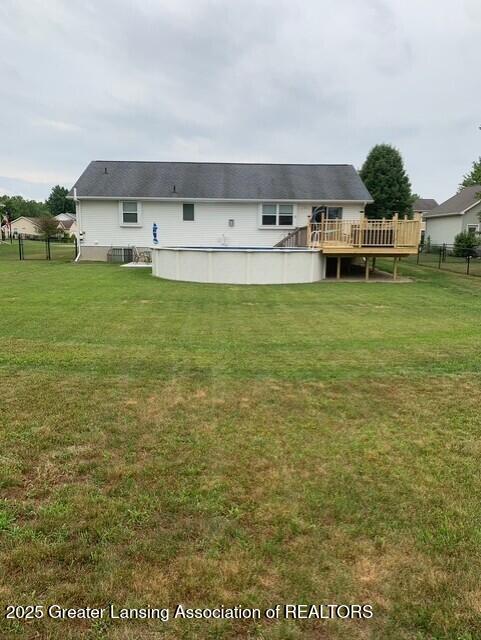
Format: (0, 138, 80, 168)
(405, 243, 481, 277)
(0, 235, 78, 262)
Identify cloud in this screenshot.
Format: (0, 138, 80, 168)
(33, 118, 82, 133)
(0, 0, 480, 201)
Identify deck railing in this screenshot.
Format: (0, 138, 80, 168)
(308, 214, 422, 249)
(274, 226, 308, 248)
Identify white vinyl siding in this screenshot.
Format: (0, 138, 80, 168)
(425, 216, 463, 246)
(79, 200, 365, 250)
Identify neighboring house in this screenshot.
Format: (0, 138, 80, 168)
(54, 212, 76, 222)
(424, 186, 481, 245)
(413, 198, 438, 217)
(56, 217, 78, 237)
(7, 216, 42, 238)
(413, 197, 438, 233)
(69, 161, 373, 261)
(1, 214, 78, 240)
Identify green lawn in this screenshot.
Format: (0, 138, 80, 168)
(0, 239, 75, 262)
(404, 250, 481, 277)
(1, 259, 481, 639)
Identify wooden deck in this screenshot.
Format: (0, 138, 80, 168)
(277, 214, 422, 256)
(309, 214, 422, 254)
(275, 214, 422, 281)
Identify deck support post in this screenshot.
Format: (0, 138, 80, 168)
(372, 257, 376, 272)
(365, 257, 370, 281)
(393, 257, 398, 280)
(336, 256, 341, 280)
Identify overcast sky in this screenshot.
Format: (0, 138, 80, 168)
(1, 0, 480, 203)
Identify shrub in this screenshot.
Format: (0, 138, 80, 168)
(453, 231, 479, 257)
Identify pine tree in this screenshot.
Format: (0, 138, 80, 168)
(360, 144, 413, 219)
(46, 185, 76, 216)
(459, 158, 481, 190)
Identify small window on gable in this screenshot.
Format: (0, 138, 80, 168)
(467, 224, 478, 235)
(183, 203, 195, 221)
(122, 201, 138, 224)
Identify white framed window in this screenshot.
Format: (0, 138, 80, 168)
(259, 203, 295, 227)
(119, 201, 142, 226)
(467, 224, 478, 235)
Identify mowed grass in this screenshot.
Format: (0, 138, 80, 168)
(0, 239, 75, 262)
(1, 258, 481, 639)
(404, 250, 481, 277)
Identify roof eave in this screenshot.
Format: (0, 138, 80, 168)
(70, 195, 373, 203)
(424, 211, 463, 219)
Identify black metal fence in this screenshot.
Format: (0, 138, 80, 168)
(0, 235, 78, 262)
(406, 244, 481, 277)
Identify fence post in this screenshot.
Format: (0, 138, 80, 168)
(46, 237, 51, 261)
(417, 244, 420, 264)
(467, 254, 471, 276)
(438, 245, 442, 269)
(442, 243, 447, 262)
(18, 235, 23, 260)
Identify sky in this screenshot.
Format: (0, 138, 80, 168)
(0, 0, 480, 203)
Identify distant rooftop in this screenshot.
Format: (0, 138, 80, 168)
(413, 198, 438, 212)
(424, 186, 481, 218)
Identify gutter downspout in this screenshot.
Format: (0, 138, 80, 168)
(73, 187, 82, 262)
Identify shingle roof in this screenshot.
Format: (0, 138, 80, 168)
(59, 219, 75, 229)
(413, 198, 438, 212)
(13, 216, 40, 225)
(69, 161, 372, 201)
(424, 186, 481, 218)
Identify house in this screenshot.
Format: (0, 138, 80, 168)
(69, 161, 375, 261)
(413, 198, 438, 217)
(412, 197, 438, 234)
(424, 186, 481, 246)
(55, 216, 78, 237)
(6, 216, 42, 238)
(54, 212, 76, 223)
(1, 213, 78, 240)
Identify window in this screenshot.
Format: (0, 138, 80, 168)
(327, 207, 343, 220)
(261, 204, 294, 227)
(121, 201, 140, 225)
(467, 224, 478, 235)
(311, 206, 343, 222)
(183, 203, 195, 221)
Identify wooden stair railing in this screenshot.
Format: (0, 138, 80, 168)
(274, 226, 308, 248)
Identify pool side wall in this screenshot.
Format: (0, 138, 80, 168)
(152, 247, 325, 284)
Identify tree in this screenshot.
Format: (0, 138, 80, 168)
(360, 144, 413, 219)
(0, 194, 49, 219)
(459, 157, 481, 190)
(46, 185, 75, 216)
(37, 215, 60, 238)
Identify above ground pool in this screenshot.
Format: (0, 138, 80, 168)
(151, 246, 324, 284)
